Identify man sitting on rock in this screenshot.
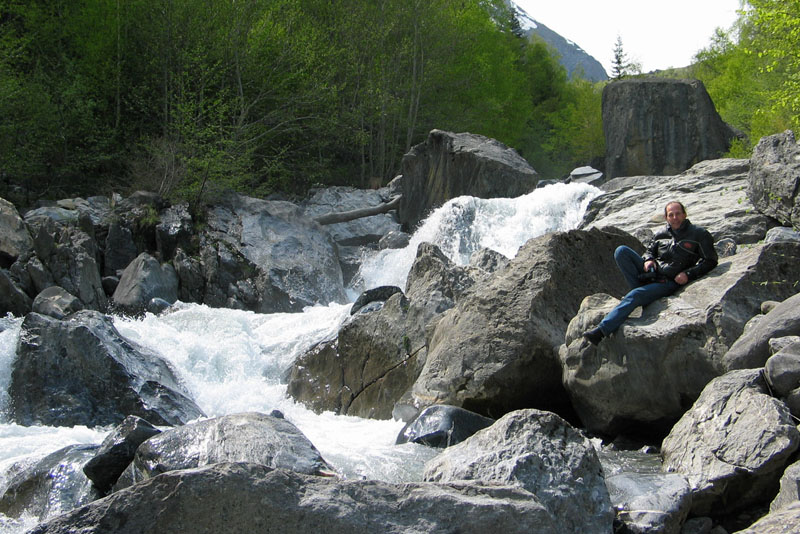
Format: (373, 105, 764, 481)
(583, 201, 718, 345)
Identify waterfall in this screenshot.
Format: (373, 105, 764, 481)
(0, 182, 599, 533)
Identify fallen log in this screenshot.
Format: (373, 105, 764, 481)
(314, 196, 401, 225)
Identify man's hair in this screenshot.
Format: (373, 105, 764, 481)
(664, 201, 686, 216)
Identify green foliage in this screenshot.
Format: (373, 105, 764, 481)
(690, 0, 800, 149)
(0, 0, 608, 205)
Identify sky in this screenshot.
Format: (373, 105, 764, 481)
(513, 0, 742, 75)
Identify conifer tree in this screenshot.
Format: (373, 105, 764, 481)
(611, 35, 630, 79)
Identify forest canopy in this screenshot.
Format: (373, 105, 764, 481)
(0, 0, 603, 207)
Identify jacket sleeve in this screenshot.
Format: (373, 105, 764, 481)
(642, 230, 666, 263)
(684, 229, 718, 280)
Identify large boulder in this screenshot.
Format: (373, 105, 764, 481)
(409, 227, 641, 419)
(31, 286, 83, 319)
(748, 130, 800, 228)
(722, 284, 800, 372)
(661, 369, 800, 516)
(581, 158, 777, 245)
(398, 130, 538, 230)
(423, 409, 614, 534)
(123, 413, 331, 486)
(9, 310, 204, 427)
(25, 216, 107, 311)
(287, 242, 483, 419)
(29, 463, 563, 534)
(202, 192, 347, 312)
(602, 79, 741, 179)
(0, 444, 99, 522)
(83, 416, 162, 494)
(559, 241, 800, 436)
(0, 197, 33, 268)
(111, 252, 178, 313)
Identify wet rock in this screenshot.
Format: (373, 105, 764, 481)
(0, 444, 99, 522)
(9, 310, 204, 427)
(605, 472, 692, 534)
(31, 286, 83, 319)
(350, 286, 402, 315)
(83, 416, 161, 494)
(395, 404, 494, 447)
(29, 463, 562, 534)
(123, 413, 331, 486)
(112, 253, 178, 314)
(423, 409, 614, 534)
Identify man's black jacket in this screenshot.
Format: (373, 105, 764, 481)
(642, 219, 718, 281)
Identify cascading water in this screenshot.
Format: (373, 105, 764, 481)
(0, 182, 599, 533)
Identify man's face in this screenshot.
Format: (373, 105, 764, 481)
(666, 203, 686, 230)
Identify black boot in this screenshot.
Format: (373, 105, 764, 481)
(583, 327, 605, 346)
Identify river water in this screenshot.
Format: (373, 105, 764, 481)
(0, 182, 599, 533)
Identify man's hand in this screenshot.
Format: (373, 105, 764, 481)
(675, 272, 689, 285)
(644, 260, 656, 272)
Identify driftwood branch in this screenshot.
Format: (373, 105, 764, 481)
(314, 196, 401, 225)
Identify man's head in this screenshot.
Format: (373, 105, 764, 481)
(664, 201, 687, 230)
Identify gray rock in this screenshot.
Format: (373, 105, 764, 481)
(9, 310, 204, 427)
(203, 192, 347, 312)
(681, 517, 714, 534)
(661, 369, 800, 516)
(0, 197, 33, 268)
(748, 130, 800, 228)
(29, 462, 562, 534)
(764, 225, 800, 244)
(398, 130, 538, 229)
(155, 203, 194, 261)
(378, 230, 411, 250)
(770, 459, 800, 513)
(101, 275, 119, 296)
(112, 253, 178, 314)
(103, 219, 138, 276)
(126, 413, 331, 485)
(602, 79, 741, 179)
(582, 158, 776, 245)
(409, 228, 642, 418)
(287, 242, 478, 419)
(723, 292, 800, 371)
(733, 501, 800, 534)
(302, 186, 401, 247)
(605, 472, 692, 534)
(350, 285, 402, 315)
(172, 248, 203, 303)
(0, 268, 32, 317)
(83, 416, 161, 493)
(0, 444, 99, 522)
(32, 286, 83, 319)
(395, 404, 494, 447)
(27, 218, 107, 311)
(764, 342, 800, 397)
(560, 242, 800, 436)
(423, 409, 614, 534)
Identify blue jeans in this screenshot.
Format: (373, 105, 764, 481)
(597, 246, 679, 335)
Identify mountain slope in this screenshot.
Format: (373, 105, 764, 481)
(510, 2, 608, 82)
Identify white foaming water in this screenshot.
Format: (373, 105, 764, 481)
(0, 182, 599, 532)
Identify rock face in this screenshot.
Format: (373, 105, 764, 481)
(0, 197, 33, 268)
(661, 369, 800, 516)
(398, 129, 538, 230)
(9, 310, 204, 427)
(559, 241, 800, 436)
(602, 79, 741, 179)
(723, 291, 800, 371)
(581, 158, 776, 245)
(409, 227, 641, 419)
(202, 193, 347, 312)
(0, 444, 99, 522)
(29, 463, 563, 534)
(423, 409, 614, 534)
(112, 253, 178, 313)
(748, 130, 800, 227)
(123, 413, 331, 486)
